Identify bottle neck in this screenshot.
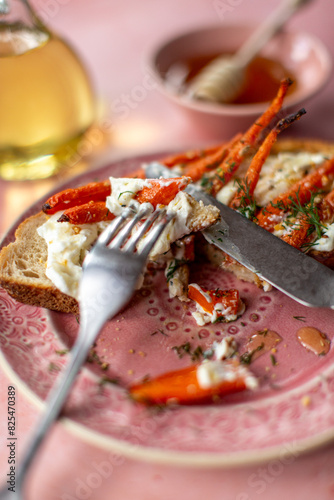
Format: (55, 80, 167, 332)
(0, 1, 9, 15)
(0, 0, 49, 32)
(0, 0, 50, 56)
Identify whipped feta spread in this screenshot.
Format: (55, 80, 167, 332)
(213, 336, 237, 360)
(137, 191, 193, 259)
(106, 176, 193, 259)
(196, 336, 258, 391)
(216, 152, 326, 206)
(105, 177, 152, 215)
(197, 360, 258, 390)
(190, 283, 245, 326)
(312, 222, 334, 252)
(37, 213, 109, 298)
(38, 176, 195, 298)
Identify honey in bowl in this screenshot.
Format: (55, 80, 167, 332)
(0, 24, 96, 180)
(166, 53, 297, 105)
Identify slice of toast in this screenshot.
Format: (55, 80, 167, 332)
(0, 197, 220, 314)
(0, 212, 79, 313)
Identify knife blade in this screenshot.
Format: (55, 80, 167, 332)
(145, 161, 334, 309)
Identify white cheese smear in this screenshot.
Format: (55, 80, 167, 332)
(196, 337, 258, 391)
(312, 223, 334, 252)
(197, 360, 258, 390)
(37, 213, 109, 298)
(37, 176, 194, 298)
(216, 152, 326, 206)
(105, 177, 152, 215)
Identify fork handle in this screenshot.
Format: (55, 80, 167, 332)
(1, 331, 98, 498)
(1, 261, 139, 497)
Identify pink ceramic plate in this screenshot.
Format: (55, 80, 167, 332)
(1, 154, 334, 467)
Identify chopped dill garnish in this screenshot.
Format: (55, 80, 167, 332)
(270, 189, 326, 249)
(215, 172, 226, 185)
(240, 343, 264, 365)
(117, 190, 135, 199)
(55, 349, 69, 356)
(293, 316, 306, 322)
(200, 175, 212, 190)
(191, 345, 203, 362)
(48, 362, 61, 372)
(99, 376, 120, 386)
(172, 342, 191, 358)
(172, 342, 204, 362)
(270, 354, 277, 366)
(166, 259, 186, 282)
(150, 329, 169, 337)
(234, 178, 259, 221)
(87, 349, 101, 364)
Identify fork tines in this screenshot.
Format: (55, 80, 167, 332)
(96, 205, 176, 257)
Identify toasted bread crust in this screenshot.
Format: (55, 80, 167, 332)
(271, 138, 334, 156)
(0, 212, 79, 314)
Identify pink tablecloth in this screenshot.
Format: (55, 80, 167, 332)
(1, 0, 334, 498)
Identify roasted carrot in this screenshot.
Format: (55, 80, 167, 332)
(43, 180, 111, 215)
(188, 284, 240, 317)
(57, 177, 190, 224)
(129, 138, 243, 182)
(230, 109, 306, 210)
(283, 188, 334, 249)
(135, 177, 190, 207)
(182, 133, 242, 182)
(208, 78, 293, 196)
(257, 157, 334, 231)
(118, 146, 223, 181)
(57, 201, 115, 224)
(280, 214, 311, 249)
(129, 359, 249, 405)
(320, 189, 334, 221)
(161, 144, 221, 168)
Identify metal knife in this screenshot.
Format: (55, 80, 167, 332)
(145, 161, 334, 309)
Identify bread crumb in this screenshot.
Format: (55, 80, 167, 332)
(301, 395, 311, 407)
(128, 369, 134, 375)
(129, 349, 135, 354)
(138, 351, 146, 357)
(271, 348, 277, 353)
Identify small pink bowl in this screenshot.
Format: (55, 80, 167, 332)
(149, 24, 332, 137)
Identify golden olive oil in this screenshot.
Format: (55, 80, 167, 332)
(0, 24, 96, 180)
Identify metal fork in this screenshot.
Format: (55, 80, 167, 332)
(0, 204, 175, 500)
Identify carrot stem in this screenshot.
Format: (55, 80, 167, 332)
(208, 78, 293, 196)
(230, 109, 306, 210)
